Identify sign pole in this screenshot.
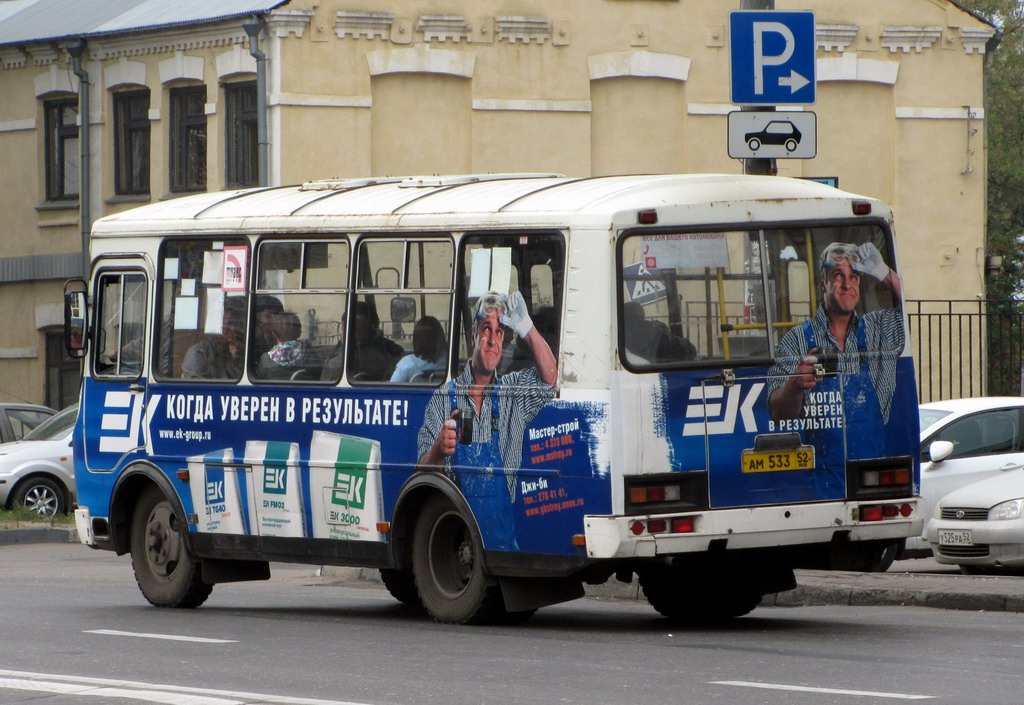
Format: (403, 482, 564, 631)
(740, 0, 776, 176)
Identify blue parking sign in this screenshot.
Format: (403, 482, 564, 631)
(730, 11, 816, 105)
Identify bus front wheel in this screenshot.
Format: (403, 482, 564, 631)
(412, 495, 504, 624)
(129, 486, 212, 608)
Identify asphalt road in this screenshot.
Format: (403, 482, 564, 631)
(2, 543, 1024, 705)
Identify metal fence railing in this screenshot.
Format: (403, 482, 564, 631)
(906, 299, 1024, 403)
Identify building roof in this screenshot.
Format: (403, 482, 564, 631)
(0, 0, 291, 48)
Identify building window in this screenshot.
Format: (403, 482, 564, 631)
(45, 331, 81, 410)
(225, 81, 258, 188)
(44, 98, 79, 201)
(169, 86, 207, 193)
(114, 90, 151, 196)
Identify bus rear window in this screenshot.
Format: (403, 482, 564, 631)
(619, 224, 902, 367)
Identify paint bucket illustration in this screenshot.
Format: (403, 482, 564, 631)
(244, 440, 305, 538)
(309, 430, 383, 542)
(187, 448, 248, 535)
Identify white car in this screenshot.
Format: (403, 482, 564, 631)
(925, 469, 1024, 574)
(902, 397, 1024, 559)
(0, 403, 77, 517)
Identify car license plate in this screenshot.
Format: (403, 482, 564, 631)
(741, 448, 815, 473)
(938, 529, 973, 546)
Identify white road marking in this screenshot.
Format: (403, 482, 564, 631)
(85, 629, 237, 643)
(0, 669, 373, 705)
(712, 680, 935, 700)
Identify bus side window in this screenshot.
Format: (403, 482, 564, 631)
(351, 238, 454, 385)
(458, 233, 564, 378)
(94, 271, 148, 378)
(154, 239, 249, 380)
(251, 240, 350, 384)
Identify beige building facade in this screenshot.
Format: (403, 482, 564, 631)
(0, 0, 997, 407)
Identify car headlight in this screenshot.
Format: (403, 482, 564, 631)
(988, 498, 1024, 521)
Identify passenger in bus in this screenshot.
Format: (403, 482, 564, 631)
(622, 301, 696, 363)
(766, 241, 905, 443)
(181, 299, 246, 380)
(349, 301, 404, 381)
(390, 315, 447, 383)
(320, 302, 404, 381)
(252, 294, 284, 361)
(416, 291, 557, 551)
(255, 311, 308, 379)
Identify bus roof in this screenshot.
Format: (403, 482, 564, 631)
(91, 173, 888, 237)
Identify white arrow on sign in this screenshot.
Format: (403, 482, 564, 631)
(778, 70, 810, 94)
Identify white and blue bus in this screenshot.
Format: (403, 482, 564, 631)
(65, 173, 922, 624)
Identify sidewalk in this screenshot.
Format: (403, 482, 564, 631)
(5, 524, 1022, 612)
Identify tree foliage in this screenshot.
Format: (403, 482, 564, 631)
(957, 1, 1024, 298)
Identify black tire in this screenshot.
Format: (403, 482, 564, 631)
(12, 476, 66, 518)
(379, 568, 421, 607)
(639, 569, 761, 624)
(747, 138, 761, 151)
(830, 541, 899, 572)
(875, 542, 899, 573)
(412, 495, 505, 624)
(129, 486, 212, 609)
(785, 138, 798, 151)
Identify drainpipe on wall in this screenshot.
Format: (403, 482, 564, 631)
(242, 15, 269, 187)
(65, 39, 90, 275)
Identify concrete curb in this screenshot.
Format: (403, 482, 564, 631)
(0, 525, 78, 547)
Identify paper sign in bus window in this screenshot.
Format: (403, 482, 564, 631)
(468, 247, 512, 297)
(642, 233, 730, 270)
(222, 245, 248, 292)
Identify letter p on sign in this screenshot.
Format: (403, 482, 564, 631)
(730, 11, 815, 106)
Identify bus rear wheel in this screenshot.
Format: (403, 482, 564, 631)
(412, 495, 505, 624)
(639, 567, 761, 623)
(130, 486, 212, 609)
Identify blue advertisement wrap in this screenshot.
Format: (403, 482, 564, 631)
(660, 357, 919, 508)
(75, 378, 612, 557)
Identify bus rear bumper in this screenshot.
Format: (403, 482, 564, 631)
(583, 499, 922, 559)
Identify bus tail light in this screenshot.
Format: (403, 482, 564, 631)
(861, 468, 911, 487)
(629, 484, 682, 504)
(671, 517, 695, 533)
(858, 503, 914, 522)
(629, 515, 699, 535)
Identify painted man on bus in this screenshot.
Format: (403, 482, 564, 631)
(416, 291, 557, 551)
(766, 241, 905, 471)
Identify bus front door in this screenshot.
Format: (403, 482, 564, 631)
(81, 266, 151, 473)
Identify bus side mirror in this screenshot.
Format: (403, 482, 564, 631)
(927, 440, 954, 465)
(64, 279, 88, 359)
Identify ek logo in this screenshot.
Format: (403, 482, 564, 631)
(683, 383, 765, 436)
(330, 468, 366, 510)
(264, 466, 287, 494)
(206, 480, 225, 504)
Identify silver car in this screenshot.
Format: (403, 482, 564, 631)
(0, 402, 54, 444)
(926, 468, 1024, 575)
(0, 403, 77, 517)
